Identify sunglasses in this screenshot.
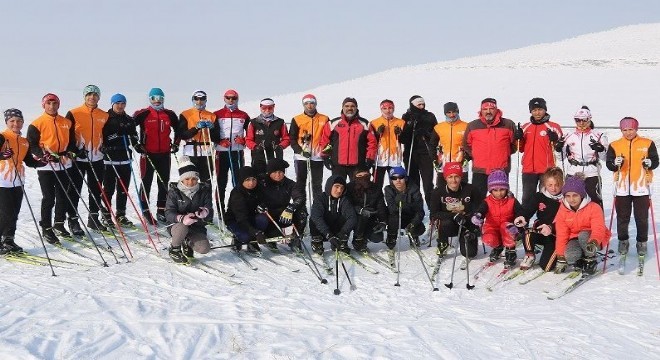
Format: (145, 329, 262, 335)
(193, 96, 207, 101)
(150, 95, 164, 102)
(574, 118, 589, 123)
(225, 96, 238, 100)
(391, 175, 406, 180)
(355, 172, 371, 178)
(260, 105, 274, 110)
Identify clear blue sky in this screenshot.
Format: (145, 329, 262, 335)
(3, 0, 659, 101)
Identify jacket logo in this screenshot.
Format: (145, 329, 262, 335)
(256, 129, 264, 135)
(273, 130, 280, 137)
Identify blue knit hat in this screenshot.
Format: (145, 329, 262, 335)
(487, 170, 509, 191)
(148, 88, 164, 98)
(562, 175, 587, 198)
(110, 93, 127, 105)
(389, 166, 407, 179)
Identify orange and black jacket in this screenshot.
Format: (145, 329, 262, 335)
(430, 120, 468, 165)
(65, 104, 109, 162)
(27, 112, 77, 170)
(133, 107, 179, 154)
(289, 112, 329, 161)
(606, 136, 658, 196)
(0, 130, 40, 187)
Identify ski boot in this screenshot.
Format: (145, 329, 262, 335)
(42, 227, 60, 245)
(504, 248, 517, 268)
(436, 239, 449, 256)
(288, 234, 302, 251)
(1, 236, 23, 254)
(156, 209, 167, 224)
(580, 255, 597, 275)
(169, 246, 187, 264)
(182, 237, 194, 258)
(637, 241, 647, 256)
(352, 237, 368, 253)
(311, 236, 324, 255)
(142, 209, 155, 224)
(338, 238, 350, 254)
(117, 214, 134, 227)
(520, 252, 535, 270)
(618, 239, 630, 256)
(409, 234, 421, 248)
(0, 244, 8, 255)
(53, 221, 72, 238)
(68, 217, 85, 236)
(385, 235, 397, 250)
(87, 213, 108, 232)
(489, 246, 504, 262)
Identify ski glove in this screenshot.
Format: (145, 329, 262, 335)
(642, 158, 652, 169)
(514, 216, 527, 227)
(38, 152, 59, 163)
(536, 224, 552, 237)
(234, 136, 246, 146)
(327, 235, 340, 248)
(279, 205, 295, 226)
(219, 139, 232, 148)
(359, 207, 375, 218)
(553, 139, 565, 153)
(405, 223, 417, 234)
(0, 148, 14, 160)
(614, 156, 624, 167)
(514, 124, 524, 141)
(453, 213, 467, 226)
(256, 205, 268, 214)
(196, 120, 213, 129)
(372, 222, 387, 234)
(323, 157, 333, 171)
(547, 130, 559, 143)
(134, 143, 146, 154)
(195, 207, 209, 219)
(301, 149, 312, 158)
(301, 133, 312, 143)
(589, 139, 605, 153)
(255, 231, 266, 244)
(471, 213, 484, 227)
(393, 126, 402, 136)
(505, 223, 519, 235)
(170, 143, 179, 154)
(554, 256, 568, 274)
(70, 148, 88, 159)
(585, 240, 599, 257)
(376, 124, 386, 135)
(181, 213, 198, 226)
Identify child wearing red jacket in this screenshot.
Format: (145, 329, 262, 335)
(553, 174, 611, 274)
(471, 170, 524, 268)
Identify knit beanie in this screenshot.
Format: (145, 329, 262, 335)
(224, 89, 239, 98)
(574, 106, 591, 120)
(178, 157, 199, 179)
(487, 170, 509, 191)
(562, 175, 587, 198)
(619, 117, 639, 130)
(110, 93, 127, 105)
(443, 162, 463, 179)
(4, 108, 23, 122)
(149, 88, 165, 98)
(443, 102, 459, 114)
(238, 166, 257, 183)
(266, 158, 289, 174)
(528, 97, 547, 112)
(83, 84, 101, 97)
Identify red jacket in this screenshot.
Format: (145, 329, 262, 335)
(133, 107, 179, 154)
(519, 117, 562, 174)
(319, 114, 377, 167)
(554, 198, 611, 256)
(480, 193, 518, 234)
(463, 110, 516, 174)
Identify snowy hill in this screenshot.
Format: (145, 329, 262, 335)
(1, 24, 660, 359)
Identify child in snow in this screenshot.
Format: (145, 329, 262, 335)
(165, 158, 213, 263)
(605, 117, 658, 261)
(553, 174, 611, 274)
(513, 167, 564, 271)
(471, 170, 524, 268)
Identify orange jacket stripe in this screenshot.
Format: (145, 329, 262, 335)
(66, 105, 108, 162)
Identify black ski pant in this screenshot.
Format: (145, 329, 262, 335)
(38, 169, 75, 227)
(310, 218, 348, 239)
(216, 150, 244, 211)
(521, 173, 541, 205)
(585, 175, 603, 209)
(354, 214, 384, 243)
(387, 212, 425, 240)
(435, 218, 478, 258)
(331, 164, 357, 182)
(139, 153, 171, 212)
(471, 172, 489, 208)
(294, 159, 323, 207)
(523, 231, 557, 271)
(373, 166, 393, 190)
(189, 155, 214, 183)
(404, 152, 434, 207)
(0, 187, 23, 237)
(103, 163, 132, 214)
(615, 195, 649, 242)
(69, 160, 105, 217)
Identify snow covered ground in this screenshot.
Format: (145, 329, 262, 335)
(1, 24, 660, 359)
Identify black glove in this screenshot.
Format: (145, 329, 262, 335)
(71, 148, 88, 159)
(376, 124, 385, 135)
(359, 207, 375, 217)
(554, 139, 565, 153)
(323, 157, 333, 170)
(365, 158, 375, 168)
(301, 133, 312, 143)
(254, 142, 264, 151)
(393, 126, 402, 136)
(134, 143, 146, 154)
(170, 143, 179, 154)
(327, 235, 340, 248)
(301, 150, 311, 158)
(514, 123, 524, 141)
(453, 213, 467, 226)
(0, 148, 14, 160)
(273, 143, 284, 152)
(254, 231, 266, 244)
(279, 204, 295, 226)
(547, 130, 559, 143)
(589, 139, 605, 153)
(405, 223, 416, 234)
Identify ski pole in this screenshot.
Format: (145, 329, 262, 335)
(409, 230, 438, 291)
(602, 161, 620, 273)
(334, 248, 341, 295)
(394, 201, 403, 286)
(201, 127, 222, 229)
(64, 160, 119, 264)
(406, 121, 416, 174)
(47, 159, 108, 266)
(10, 154, 56, 276)
(340, 255, 356, 291)
(445, 222, 464, 289)
(648, 186, 659, 280)
(292, 225, 327, 284)
(515, 137, 521, 199)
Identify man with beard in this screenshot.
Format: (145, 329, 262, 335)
(399, 95, 437, 206)
(463, 98, 517, 206)
(345, 165, 388, 252)
(518, 97, 563, 205)
(319, 97, 377, 180)
(245, 98, 290, 165)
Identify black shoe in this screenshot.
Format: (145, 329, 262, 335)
(437, 240, 449, 255)
(68, 218, 85, 236)
(247, 242, 261, 253)
(504, 248, 517, 268)
(182, 238, 194, 258)
(142, 209, 155, 223)
(352, 238, 368, 252)
(489, 246, 504, 262)
(117, 216, 134, 227)
(169, 246, 187, 263)
(385, 236, 397, 250)
(2, 236, 23, 253)
(311, 237, 324, 255)
(42, 227, 60, 245)
(87, 215, 107, 232)
(339, 240, 350, 254)
(581, 256, 597, 275)
(53, 222, 71, 238)
(156, 211, 166, 224)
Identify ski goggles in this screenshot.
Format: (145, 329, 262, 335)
(150, 95, 164, 102)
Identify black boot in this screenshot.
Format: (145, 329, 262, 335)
(580, 256, 597, 275)
(182, 237, 194, 258)
(87, 213, 107, 232)
(385, 235, 397, 250)
(504, 248, 517, 268)
(169, 246, 187, 263)
(437, 239, 449, 256)
(68, 217, 85, 236)
(311, 236, 324, 255)
(2, 236, 23, 253)
(352, 238, 368, 252)
(116, 212, 134, 227)
(142, 209, 155, 223)
(42, 227, 60, 245)
(53, 222, 71, 238)
(156, 209, 167, 223)
(339, 239, 350, 254)
(489, 246, 504, 262)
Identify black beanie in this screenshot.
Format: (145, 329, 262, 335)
(443, 102, 459, 114)
(266, 158, 289, 174)
(238, 166, 257, 183)
(342, 97, 358, 107)
(528, 97, 547, 112)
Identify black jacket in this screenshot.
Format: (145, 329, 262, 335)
(259, 176, 305, 212)
(384, 182, 425, 226)
(310, 175, 356, 237)
(520, 190, 562, 233)
(165, 182, 213, 232)
(400, 106, 438, 157)
(345, 180, 387, 222)
(429, 183, 481, 221)
(225, 182, 262, 236)
(102, 109, 138, 162)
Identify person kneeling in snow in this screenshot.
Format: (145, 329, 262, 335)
(553, 174, 611, 274)
(345, 165, 388, 253)
(225, 166, 269, 253)
(384, 166, 426, 249)
(309, 176, 357, 255)
(166, 158, 213, 263)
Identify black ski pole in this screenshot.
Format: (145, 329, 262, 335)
(394, 201, 402, 287)
(334, 248, 341, 295)
(408, 231, 438, 291)
(10, 155, 56, 276)
(445, 222, 464, 289)
(340, 255, 356, 291)
(292, 224, 327, 284)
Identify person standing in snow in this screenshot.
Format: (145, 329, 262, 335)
(554, 106, 608, 208)
(553, 174, 611, 274)
(517, 97, 563, 205)
(369, 99, 405, 189)
(245, 98, 290, 166)
(319, 97, 377, 181)
(288, 94, 329, 205)
(133, 87, 180, 223)
(605, 117, 658, 262)
(430, 101, 468, 187)
(0, 109, 40, 254)
(212, 89, 250, 211)
(178, 90, 218, 183)
(463, 98, 517, 208)
(399, 95, 437, 206)
(165, 158, 213, 263)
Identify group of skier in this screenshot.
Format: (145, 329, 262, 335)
(0, 87, 658, 279)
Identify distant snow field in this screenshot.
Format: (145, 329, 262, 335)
(1, 24, 660, 359)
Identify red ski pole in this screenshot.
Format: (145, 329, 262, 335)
(649, 192, 659, 280)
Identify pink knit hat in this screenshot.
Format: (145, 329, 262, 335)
(619, 117, 639, 130)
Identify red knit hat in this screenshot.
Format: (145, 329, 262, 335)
(443, 162, 463, 179)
